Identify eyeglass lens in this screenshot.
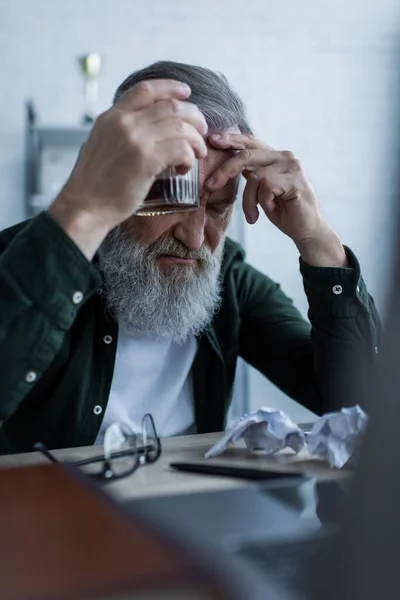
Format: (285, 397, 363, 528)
(103, 422, 139, 478)
(141, 414, 159, 464)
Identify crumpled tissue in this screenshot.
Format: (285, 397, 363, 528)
(306, 405, 368, 468)
(204, 407, 306, 459)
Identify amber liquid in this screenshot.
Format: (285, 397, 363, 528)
(136, 178, 199, 216)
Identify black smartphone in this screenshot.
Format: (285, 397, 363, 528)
(169, 462, 305, 481)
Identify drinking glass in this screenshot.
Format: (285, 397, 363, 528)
(136, 159, 200, 216)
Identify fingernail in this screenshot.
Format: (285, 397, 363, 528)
(211, 134, 221, 139)
(246, 214, 256, 224)
(181, 83, 191, 93)
(207, 177, 215, 187)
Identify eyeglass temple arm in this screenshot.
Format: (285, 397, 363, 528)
(33, 442, 60, 464)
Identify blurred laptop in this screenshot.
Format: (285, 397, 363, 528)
(127, 475, 348, 599)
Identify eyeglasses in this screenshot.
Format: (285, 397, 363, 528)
(34, 413, 162, 483)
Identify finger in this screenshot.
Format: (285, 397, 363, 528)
(206, 151, 275, 191)
(256, 171, 289, 216)
(209, 132, 275, 153)
(150, 119, 207, 159)
(157, 139, 196, 175)
(256, 167, 291, 203)
(143, 99, 208, 136)
(116, 79, 191, 111)
(242, 173, 260, 224)
(258, 186, 276, 216)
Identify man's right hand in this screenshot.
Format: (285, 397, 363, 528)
(48, 79, 208, 260)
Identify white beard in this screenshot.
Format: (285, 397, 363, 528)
(97, 226, 224, 344)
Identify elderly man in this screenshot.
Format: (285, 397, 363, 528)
(0, 61, 379, 453)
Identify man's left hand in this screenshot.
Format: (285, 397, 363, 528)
(206, 133, 348, 268)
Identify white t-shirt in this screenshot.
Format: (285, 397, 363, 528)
(95, 326, 198, 445)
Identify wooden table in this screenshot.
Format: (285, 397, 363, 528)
(0, 432, 346, 503)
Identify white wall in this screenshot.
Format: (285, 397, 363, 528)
(1, 0, 399, 422)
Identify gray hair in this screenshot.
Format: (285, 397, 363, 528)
(113, 60, 253, 135)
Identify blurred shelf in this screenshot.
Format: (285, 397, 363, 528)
(25, 100, 91, 215)
(36, 127, 90, 146)
(29, 193, 55, 208)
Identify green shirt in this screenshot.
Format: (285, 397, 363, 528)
(0, 212, 380, 454)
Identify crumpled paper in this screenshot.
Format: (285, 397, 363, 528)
(306, 405, 368, 468)
(204, 407, 306, 459)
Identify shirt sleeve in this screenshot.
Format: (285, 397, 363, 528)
(0, 212, 102, 436)
(236, 247, 380, 415)
(300, 246, 379, 330)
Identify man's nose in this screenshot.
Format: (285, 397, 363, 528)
(172, 207, 206, 251)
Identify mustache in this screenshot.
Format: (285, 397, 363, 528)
(145, 235, 213, 264)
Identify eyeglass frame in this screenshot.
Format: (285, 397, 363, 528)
(34, 413, 162, 483)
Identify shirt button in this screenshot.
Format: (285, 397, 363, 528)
(25, 371, 37, 383)
(93, 405, 103, 416)
(332, 285, 343, 295)
(357, 285, 361, 294)
(72, 291, 84, 304)
(103, 335, 113, 344)
(374, 346, 379, 355)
